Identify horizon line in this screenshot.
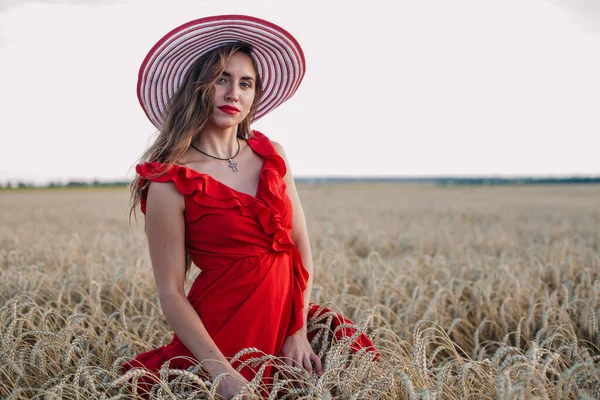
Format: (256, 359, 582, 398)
(2, 174, 600, 188)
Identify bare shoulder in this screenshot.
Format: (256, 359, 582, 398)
(271, 140, 288, 160)
(270, 140, 294, 181)
(146, 180, 184, 212)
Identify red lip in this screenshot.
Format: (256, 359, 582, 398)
(218, 105, 240, 114)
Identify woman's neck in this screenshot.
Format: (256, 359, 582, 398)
(193, 126, 240, 159)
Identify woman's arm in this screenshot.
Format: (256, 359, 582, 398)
(272, 142, 323, 376)
(145, 181, 248, 396)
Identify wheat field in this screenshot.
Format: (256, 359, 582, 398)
(1, 183, 599, 399)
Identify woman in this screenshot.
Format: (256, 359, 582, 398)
(122, 15, 377, 398)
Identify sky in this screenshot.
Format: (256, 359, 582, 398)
(1, 0, 599, 184)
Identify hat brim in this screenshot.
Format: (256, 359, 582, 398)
(137, 15, 306, 129)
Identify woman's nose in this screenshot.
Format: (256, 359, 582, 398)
(225, 85, 239, 102)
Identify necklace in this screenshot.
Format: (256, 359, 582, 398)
(190, 139, 240, 172)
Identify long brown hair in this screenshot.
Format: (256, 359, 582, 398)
(129, 42, 263, 273)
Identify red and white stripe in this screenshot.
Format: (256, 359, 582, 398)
(137, 15, 306, 129)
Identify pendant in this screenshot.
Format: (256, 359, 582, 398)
(228, 158, 238, 172)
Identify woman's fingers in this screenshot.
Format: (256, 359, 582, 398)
(280, 354, 299, 376)
(282, 355, 297, 368)
(278, 353, 302, 381)
(310, 352, 323, 376)
(284, 353, 310, 374)
(303, 354, 313, 375)
(280, 350, 323, 377)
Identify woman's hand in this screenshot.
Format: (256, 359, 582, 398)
(278, 328, 323, 376)
(214, 368, 250, 399)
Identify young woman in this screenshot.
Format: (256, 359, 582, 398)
(122, 15, 377, 399)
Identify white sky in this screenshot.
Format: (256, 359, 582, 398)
(1, 0, 599, 183)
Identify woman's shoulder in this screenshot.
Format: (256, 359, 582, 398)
(136, 161, 180, 180)
(134, 162, 186, 214)
(248, 130, 280, 156)
(136, 161, 204, 196)
(248, 130, 289, 178)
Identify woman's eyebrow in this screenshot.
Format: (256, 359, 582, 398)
(222, 70, 255, 81)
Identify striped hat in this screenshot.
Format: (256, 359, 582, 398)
(137, 15, 306, 129)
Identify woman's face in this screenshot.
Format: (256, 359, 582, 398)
(208, 51, 257, 130)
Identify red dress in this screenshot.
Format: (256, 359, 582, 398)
(121, 131, 377, 393)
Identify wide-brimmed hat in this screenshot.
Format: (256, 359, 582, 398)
(137, 14, 306, 129)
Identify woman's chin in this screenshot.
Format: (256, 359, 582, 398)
(206, 114, 246, 130)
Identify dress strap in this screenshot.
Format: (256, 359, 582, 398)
(136, 162, 206, 214)
(248, 130, 287, 178)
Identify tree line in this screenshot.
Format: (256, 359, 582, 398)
(1, 176, 599, 190)
(0, 180, 129, 189)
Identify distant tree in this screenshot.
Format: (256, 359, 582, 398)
(66, 180, 88, 187)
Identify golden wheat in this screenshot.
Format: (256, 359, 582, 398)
(1, 184, 599, 399)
